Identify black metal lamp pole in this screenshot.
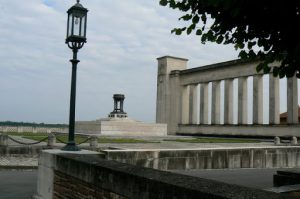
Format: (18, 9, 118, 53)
(62, 0, 88, 151)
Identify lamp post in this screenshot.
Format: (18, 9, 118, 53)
(62, 0, 88, 151)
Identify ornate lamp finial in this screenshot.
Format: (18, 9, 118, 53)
(77, 0, 80, 3)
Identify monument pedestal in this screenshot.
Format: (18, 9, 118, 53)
(76, 117, 167, 136)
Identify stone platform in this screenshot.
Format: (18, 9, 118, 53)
(75, 117, 167, 136)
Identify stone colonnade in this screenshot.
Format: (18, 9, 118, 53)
(156, 56, 299, 135)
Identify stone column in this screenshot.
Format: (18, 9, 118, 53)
(238, 77, 248, 124)
(224, 79, 234, 124)
(156, 56, 188, 124)
(211, 81, 221, 124)
(287, 75, 299, 124)
(189, 84, 198, 124)
(181, 85, 190, 124)
(269, 75, 280, 124)
(199, 83, 209, 124)
(169, 70, 181, 134)
(253, 75, 263, 124)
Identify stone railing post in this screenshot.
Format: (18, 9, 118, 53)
(291, 137, 298, 145)
(47, 134, 56, 147)
(89, 136, 98, 148)
(274, 137, 280, 145)
(0, 134, 8, 146)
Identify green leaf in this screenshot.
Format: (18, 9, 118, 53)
(279, 68, 286, 78)
(256, 63, 264, 72)
(201, 34, 207, 43)
(216, 36, 224, 44)
(196, 29, 202, 35)
(273, 67, 279, 77)
(187, 27, 192, 35)
(180, 14, 192, 21)
(201, 14, 207, 24)
(263, 64, 271, 74)
(159, 0, 168, 6)
(239, 50, 248, 59)
(175, 28, 182, 35)
(169, 0, 176, 8)
(192, 15, 199, 24)
(187, 24, 196, 35)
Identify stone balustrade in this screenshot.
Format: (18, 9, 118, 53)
(0, 126, 68, 134)
(156, 56, 299, 136)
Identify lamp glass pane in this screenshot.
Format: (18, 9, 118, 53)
(73, 16, 80, 36)
(68, 13, 72, 37)
(81, 16, 86, 37)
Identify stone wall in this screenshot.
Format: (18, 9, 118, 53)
(48, 151, 292, 199)
(103, 147, 300, 170)
(54, 171, 127, 199)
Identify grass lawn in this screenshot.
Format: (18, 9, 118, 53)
(163, 138, 261, 143)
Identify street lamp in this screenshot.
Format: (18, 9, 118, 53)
(62, 0, 88, 151)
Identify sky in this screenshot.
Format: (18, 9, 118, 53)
(0, 0, 299, 125)
(0, 0, 241, 124)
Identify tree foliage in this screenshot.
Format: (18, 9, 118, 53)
(159, 0, 300, 78)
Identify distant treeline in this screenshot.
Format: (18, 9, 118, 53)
(0, 121, 68, 128)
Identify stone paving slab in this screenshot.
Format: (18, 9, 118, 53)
(0, 155, 38, 167)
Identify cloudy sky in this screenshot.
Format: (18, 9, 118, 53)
(0, 0, 243, 124)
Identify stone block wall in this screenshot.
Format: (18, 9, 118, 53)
(103, 147, 300, 170)
(54, 171, 127, 199)
(48, 152, 292, 199)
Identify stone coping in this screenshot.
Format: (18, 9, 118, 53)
(102, 145, 300, 152)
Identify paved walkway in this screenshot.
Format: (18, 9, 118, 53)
(0, 170, 37, 199)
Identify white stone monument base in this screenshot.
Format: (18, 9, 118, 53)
(75, 118, 167, 136)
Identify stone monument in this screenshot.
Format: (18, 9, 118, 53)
(108, 94, 127, 118)
(75, 94, 167, 136)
